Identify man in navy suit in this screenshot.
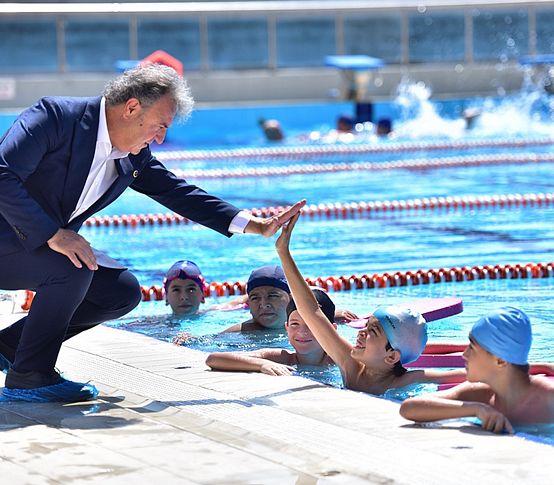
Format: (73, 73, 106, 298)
(0, 63, 305, 402)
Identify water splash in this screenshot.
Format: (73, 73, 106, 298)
(393, 78, 466, 139)
(391, 73, 554, 140)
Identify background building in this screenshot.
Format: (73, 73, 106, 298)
(1, 1, 553, 108)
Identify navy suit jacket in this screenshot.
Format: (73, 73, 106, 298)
(0, 96, 241, 256)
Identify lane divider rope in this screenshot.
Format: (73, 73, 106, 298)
(19, 262, 553, 307)
(155, 136, 554, 162)
(169, 152, 554, 179)
(139, 261, 554, 300)
(84, 192, 554, 228)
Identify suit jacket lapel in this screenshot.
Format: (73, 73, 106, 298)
(114, 155, 135, 177)
(68, 156, 137, 228)
(62, 97, 102, 222)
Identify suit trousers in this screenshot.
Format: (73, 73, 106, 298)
(0, 245, 141, 373)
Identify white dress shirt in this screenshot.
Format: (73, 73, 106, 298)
(69, 97, 121, 222)
(69, 97, 251, 233)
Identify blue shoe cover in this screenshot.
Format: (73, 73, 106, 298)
(0, 379, 98, 403)
(0, 352, 11, 373)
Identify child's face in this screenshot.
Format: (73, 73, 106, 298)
(285, 310, 325, 354)
(351, 316, 390, 364)
(463, 338, 497, 382)
(247, 286, 290, 329)
(166, 278, 205, 315)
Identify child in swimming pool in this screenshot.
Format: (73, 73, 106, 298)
(171, 263, 356, 345)
(172, 264, 292, 344)
(221, 265, 292, 332)
(219, 265, 358, 333)
(400, 307, 554, 433)
(274, 213, 466, 395)
(205, 288, 336, 375)
(164, 260, 207, 316)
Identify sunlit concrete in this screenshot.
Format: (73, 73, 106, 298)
(0, 312, 551, 484)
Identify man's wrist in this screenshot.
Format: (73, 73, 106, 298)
(228, 210, 252, 234)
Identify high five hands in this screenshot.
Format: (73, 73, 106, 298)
(275, 210, 301, 255)
(245, 199, 306, 237)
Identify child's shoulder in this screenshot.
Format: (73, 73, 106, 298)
(531, 375, 554, 393)
(511, 377, 554, 424)
(240, 319, 266, 332)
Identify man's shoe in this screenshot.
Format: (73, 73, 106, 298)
(5, 368, 64, 388)
(0, 351, 12, 373)
(1, 369, 98, 403)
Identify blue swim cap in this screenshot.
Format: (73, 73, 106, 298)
(374, 305, 428, 364)
(470, 306, 532, 365)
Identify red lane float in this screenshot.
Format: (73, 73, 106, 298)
(136, 261, 554, 301)
(154, 136, 554, 162)
(17, 261, 554, 308)
(169, 152, 554, 179)
(84, 192, 554, 228)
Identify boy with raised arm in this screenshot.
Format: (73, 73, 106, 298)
(274, 212, 466, 395)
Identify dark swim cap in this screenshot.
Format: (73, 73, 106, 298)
(286, 288, 335, 323)
(246, 265, 290, 294)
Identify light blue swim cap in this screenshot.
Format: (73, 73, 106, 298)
(374, 305, 428, 365)
(470, 306, 532, 365)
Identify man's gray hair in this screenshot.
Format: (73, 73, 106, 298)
(103, 63, 193, 120)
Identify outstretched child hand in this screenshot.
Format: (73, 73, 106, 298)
(275, 211, 301, 255)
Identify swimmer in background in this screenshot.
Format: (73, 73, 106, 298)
(258, 118, 285, 142)
(274, 211, 467, 395)
(376, 117, 394, 137)
(400, 307, 554, 433)
(336, 114, 354, 133)
(206, 288, 336, 376)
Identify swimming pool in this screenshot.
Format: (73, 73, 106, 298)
(87, 90, 553, 437)
(88, 148, 554, 287)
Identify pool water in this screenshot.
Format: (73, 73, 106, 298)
(102, 156, 554, 215)
(106, 277, 554, 440)
(96, 89, 553, 440)
(107, 277, 553, 362)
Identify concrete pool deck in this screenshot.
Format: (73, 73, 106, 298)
(0, 312, 552, 484)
